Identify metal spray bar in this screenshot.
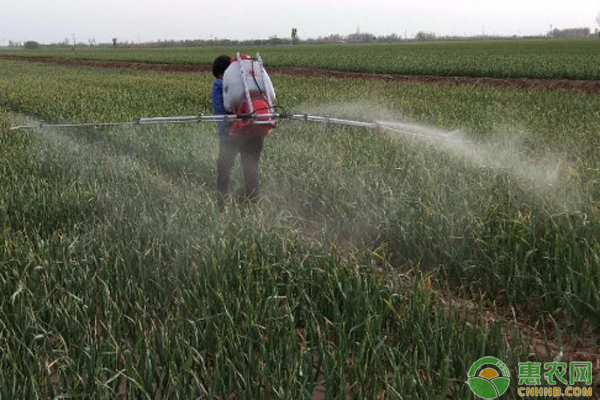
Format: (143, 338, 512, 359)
(9, 121, 139, 130)
(256, 53, 274, 113)
(9, 113, 268, 131)
(10, 113, 378, 131)
(288, 114, 378, 129)
(237, 52, 254, 115)
(9, 112, 451, 142)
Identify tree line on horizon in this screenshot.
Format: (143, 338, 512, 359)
(5, 25, 600, 50)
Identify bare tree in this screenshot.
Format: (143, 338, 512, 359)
(415, 31, 437, 41)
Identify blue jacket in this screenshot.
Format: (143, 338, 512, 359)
(211, 78, 230, 137)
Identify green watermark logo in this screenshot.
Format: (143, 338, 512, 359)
(467, 357, 593, 398)
(467, 357, 511, 399)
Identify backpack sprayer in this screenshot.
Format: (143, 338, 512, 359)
(9, 53, 452, 141)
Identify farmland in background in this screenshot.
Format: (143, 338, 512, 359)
(1, 39, 600, 80)
(0, 48, 599, 399)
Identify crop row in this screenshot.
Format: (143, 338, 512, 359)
(2, 39, 600, 80)
(0, 59, 598, 397)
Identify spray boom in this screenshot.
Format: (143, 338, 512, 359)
(9, 112, 458, 142)
(9, 112, 379, 131)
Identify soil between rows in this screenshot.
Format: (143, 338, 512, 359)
(1, 54, 600, 94)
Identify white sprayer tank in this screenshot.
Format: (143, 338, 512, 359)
(222, 54, 276, 113)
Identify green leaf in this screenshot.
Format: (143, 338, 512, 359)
(468, 377, 499, 399)
(491, 377, 510, 397)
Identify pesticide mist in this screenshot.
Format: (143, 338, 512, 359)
(378, 120, 563, 188)
(301, 101, 566, 190)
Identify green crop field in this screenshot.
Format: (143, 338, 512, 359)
(2, 39, 600, 80)
(0, 56, 599, 398)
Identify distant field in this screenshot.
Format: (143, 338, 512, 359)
(2, 39, 600, 80)
(0, 58, 599, 398)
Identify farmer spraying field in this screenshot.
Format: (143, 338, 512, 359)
(15, 51, 551, 199)
(12, 53, 425, 206)
(1, 39, 599, 399)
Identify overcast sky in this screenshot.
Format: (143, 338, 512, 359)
(1, 0, 599, 45)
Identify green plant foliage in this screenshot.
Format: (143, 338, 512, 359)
(0, 58, 598, 398)
(2, 39, 600, 79)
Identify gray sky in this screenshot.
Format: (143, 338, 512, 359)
(1, 0, 599, 44)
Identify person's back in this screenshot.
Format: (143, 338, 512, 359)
(211, 55, 265, 209)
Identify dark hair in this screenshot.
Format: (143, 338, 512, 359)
(212, 55, 231, 78)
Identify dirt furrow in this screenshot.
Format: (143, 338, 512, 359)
(2, 54, 600, 94)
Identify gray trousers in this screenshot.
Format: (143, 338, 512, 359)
(217, 134, 264, 202)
